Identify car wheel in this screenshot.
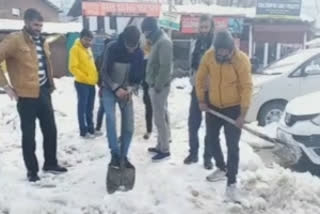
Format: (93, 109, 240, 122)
(290, 151, 320, 177)
(258, 101, 287, 126)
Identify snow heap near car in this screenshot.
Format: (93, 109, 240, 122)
(1, 77, 320, 213)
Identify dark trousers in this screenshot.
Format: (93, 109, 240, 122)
(142, 81, 153, 133)
(205, 105, 241, 185)
(75, 82, 96, 136)
(17, 87, 58, 174)
(96, 97, 105, 131)
(188, 88, 212, 160)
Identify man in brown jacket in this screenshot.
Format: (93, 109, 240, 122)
(196, 30, 253, 203)
(0, 9, 67, 182)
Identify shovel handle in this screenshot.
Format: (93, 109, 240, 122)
(206, 108, 284, 145)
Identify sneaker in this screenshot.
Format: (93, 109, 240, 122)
(93, 131, 103, 137)
(124, 158, 135, 169)
(143, 132, 151, 140)
(148, 147, 161, 153)
(81, 134, 96, 140)
(43, 165, 68, 174)
(27, 171, 40, 182)
(206, 169, 226, 182)
(184, 154, 198, 165)
(152, 152, 170, 161)
(225, 184, 242, 204)
(204, 159, 213, 170)
(109, 154, 120, 168)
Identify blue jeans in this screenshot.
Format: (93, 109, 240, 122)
(102, 88, 134, 157)
(188, 88, 213, 160)
(75, 82, 96, 136)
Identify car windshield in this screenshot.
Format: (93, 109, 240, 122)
(261, 51, 318, 75)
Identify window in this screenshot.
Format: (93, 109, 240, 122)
(12, 8, 20, 17)
(304, 56, 320, 76)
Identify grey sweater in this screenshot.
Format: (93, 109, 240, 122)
(146, 30, 173, 91)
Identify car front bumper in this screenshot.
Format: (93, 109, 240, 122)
(277, 127, 320, 165)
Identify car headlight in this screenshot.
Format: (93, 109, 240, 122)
(311, 114, 320, 126)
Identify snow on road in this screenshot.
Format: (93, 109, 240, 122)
(0, 77, 320, 214)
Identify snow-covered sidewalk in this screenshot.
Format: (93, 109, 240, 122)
(0, 77, 320, 214)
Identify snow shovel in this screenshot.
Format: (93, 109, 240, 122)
(206, 108, 301, 167)
(106, 139, 136, 194)
(106, 100, 136, 194)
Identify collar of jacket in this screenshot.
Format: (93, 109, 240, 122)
(22, 27, 45, 45)
(213, 48, 241, 65)
(150, 29, 163, 45)
(75, 39, 88, 50)
(115, 33, 141, 56)
(197, 31, 214, 45)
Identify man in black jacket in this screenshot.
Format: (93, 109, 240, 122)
(100, 26, 144, 167)
(184, 15, 215, 169)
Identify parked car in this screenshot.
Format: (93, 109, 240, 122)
(246, 48, 320, 126)
(277, 91, 320, 176)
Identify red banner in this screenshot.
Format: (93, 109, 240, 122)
(181, 16, 200, 34)
(82, 1, 161, 17)
(181, 15, 243, 34)
(214, 17, 229, 31)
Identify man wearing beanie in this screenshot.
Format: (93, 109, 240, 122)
(100, 25, 144, 167)
(141, 17, 173, 161)
(196, 30, 252, 203)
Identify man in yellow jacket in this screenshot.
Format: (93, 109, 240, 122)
(69, 29, 99, 138)
(196, 30, 253, 203)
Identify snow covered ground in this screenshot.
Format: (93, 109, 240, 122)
(1, 77, 320, 214)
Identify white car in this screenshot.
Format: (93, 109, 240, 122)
(277, 91, 320, 175)
(246, 48, 320, 126)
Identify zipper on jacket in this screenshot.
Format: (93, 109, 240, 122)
(218, 64, 224, 108)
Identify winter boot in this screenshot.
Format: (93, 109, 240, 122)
(206, 168, 226, 182)
(225, 184, 242, 204)
(184, 154, 198, 164)
(27, 171, 40, 182)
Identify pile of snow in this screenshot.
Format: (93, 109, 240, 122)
(0, 77, 320, 214)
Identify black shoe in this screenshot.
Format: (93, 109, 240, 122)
(148, 147, 161, 153)
(43, 165, 68, 174)
(124, 158, 135, 169)
(204, 160, 213, 170)
(27, 171, 40, 182)
(152, 152, 171, 161)
(184, 154, 198, 165)
(109, 154, 120, 168)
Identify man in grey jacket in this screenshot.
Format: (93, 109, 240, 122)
(141, 17, 173, 161)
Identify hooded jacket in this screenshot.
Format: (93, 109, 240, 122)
(100, 33, 144, 91)
(69, 39, 98, 86)
(196, 48, 253, 111)
(146, 30, 173, 91)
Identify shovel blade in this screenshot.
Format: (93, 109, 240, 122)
(106, 165, 136, 194)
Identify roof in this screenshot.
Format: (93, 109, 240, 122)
(163, 4, 314, 22)
(0, 19, 82, 34)
(68, 0, 81, 17)
(42, 0, 62, 12)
